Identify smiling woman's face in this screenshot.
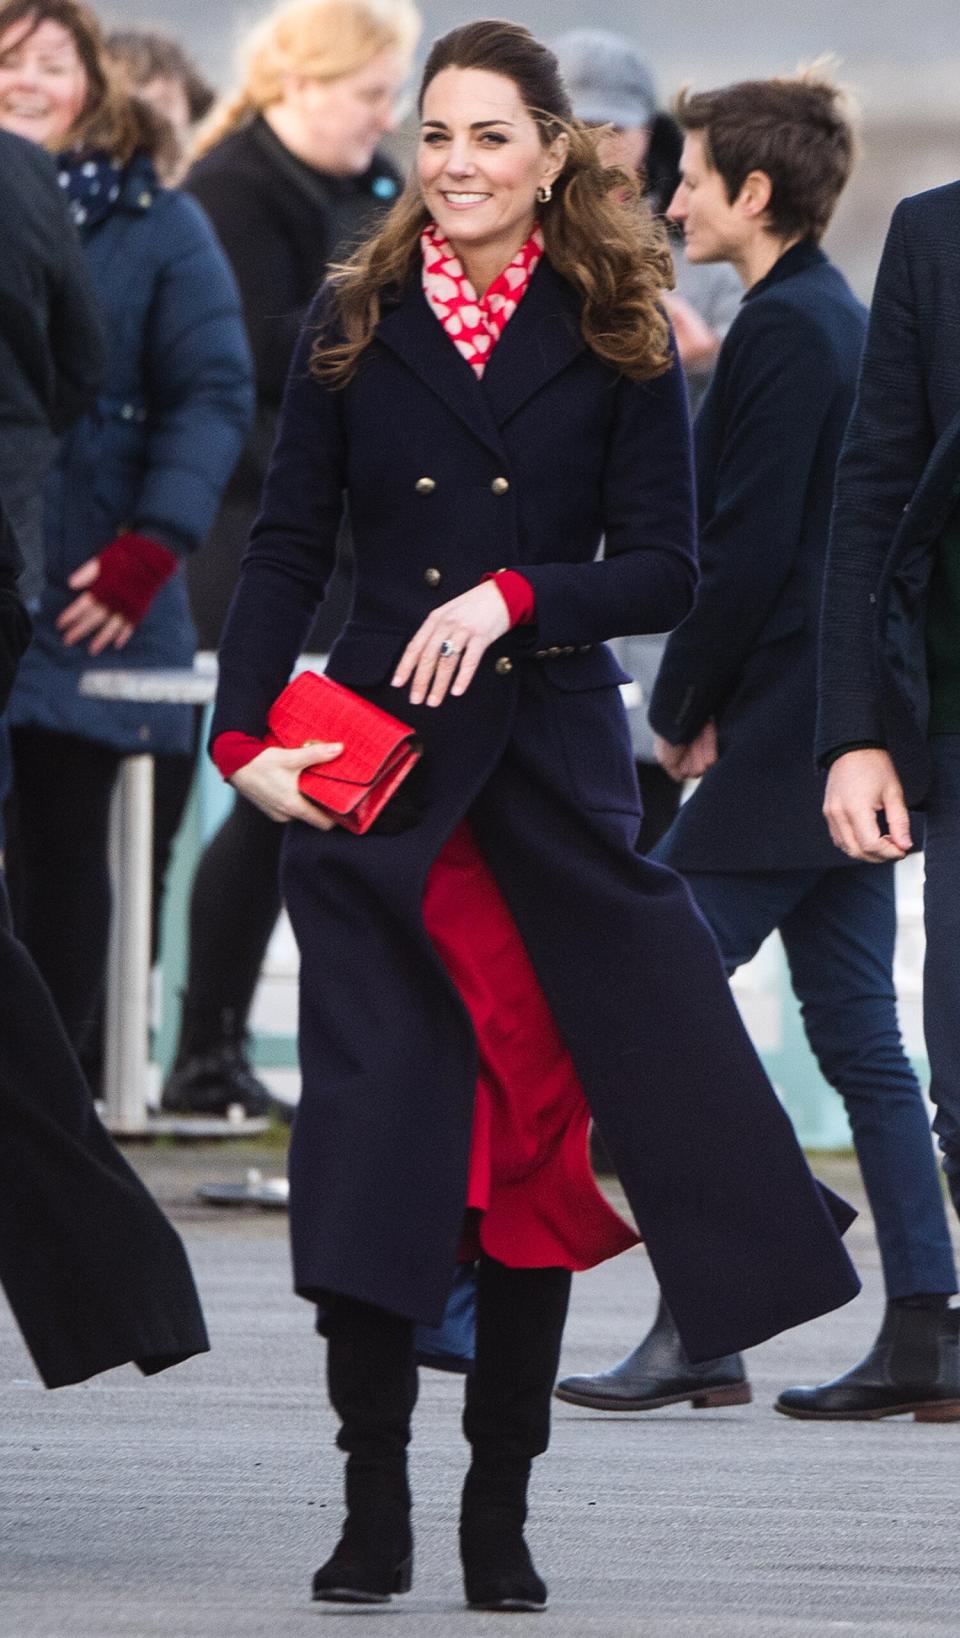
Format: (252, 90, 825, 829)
(0, 16, 88, 148)
(417, 65, 566, 266)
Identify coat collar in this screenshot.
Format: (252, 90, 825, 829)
(374, 255, 586, 458)
(743, 237, 826, 302)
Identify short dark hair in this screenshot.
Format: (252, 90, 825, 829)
(676, 72, 856, 244)
(106, 29, 215, 124)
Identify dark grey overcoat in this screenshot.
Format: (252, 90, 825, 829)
(212, 260, 860, 1364)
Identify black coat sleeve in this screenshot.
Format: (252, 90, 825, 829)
(816, 202, 935, 761)
(517, 346, 698, 646)
(650, 300, 834, 744)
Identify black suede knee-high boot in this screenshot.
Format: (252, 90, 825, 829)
(312, 1297, 418, 1605)
(460, 1255, 572, 1612)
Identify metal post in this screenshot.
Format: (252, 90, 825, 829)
(103, 754, 155, 1134)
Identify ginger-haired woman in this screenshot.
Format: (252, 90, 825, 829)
(211, 18, 859, 1614)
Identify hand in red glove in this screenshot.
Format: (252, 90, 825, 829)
(57, 532, 178, 655)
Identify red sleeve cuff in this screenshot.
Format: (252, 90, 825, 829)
(484, 569, 535, 627)
(94, 533, 178, 624)
(211, 731, 266, 780)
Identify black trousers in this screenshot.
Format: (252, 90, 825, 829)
(5, 726, 196, 1057)
(0, 882, 208, 1387)
(180, 792, 283, 1025)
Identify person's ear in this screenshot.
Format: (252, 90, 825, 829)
(541, 130, 569, 190)
(737, 168, 773, 221)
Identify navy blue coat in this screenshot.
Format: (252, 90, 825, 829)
(818, 182, 960, 806)
(649, 242, 867, 871)
(213, 260, 859, 1363)
(9, 153, 253, 754)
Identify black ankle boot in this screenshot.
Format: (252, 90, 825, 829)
(775, 1300, 960, 1421)
(460, 1257, 571, 1612)
(160, 999, 287, 1120)
(460, 1458, 545, 1612)
(313, 1297, 418, 1605)
(555, 1296, 751, 1412)
(312, 1456, 413, 1603)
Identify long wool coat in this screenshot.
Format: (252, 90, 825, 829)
(212, 258, 860, 1364)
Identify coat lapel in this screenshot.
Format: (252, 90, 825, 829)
(479, 258, 587, 428)
(374, 258, 587, 453)
(374, 282, 507, 460)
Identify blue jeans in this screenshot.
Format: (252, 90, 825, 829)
(924, 736, 960, 1219)
(650, 845, 957, 1300)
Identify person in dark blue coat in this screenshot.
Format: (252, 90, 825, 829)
(557, 75, 959, 1425)
(819, 180, 960, 1368)
(0, 0, 253, 1054)
(211, 21, 859, 1612)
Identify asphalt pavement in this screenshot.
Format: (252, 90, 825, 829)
(1, 1149, 957, 1638)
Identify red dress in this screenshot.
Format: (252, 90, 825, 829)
(214, 226, 639, 1272)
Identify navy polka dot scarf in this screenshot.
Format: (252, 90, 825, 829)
(55, 151, 123, 231)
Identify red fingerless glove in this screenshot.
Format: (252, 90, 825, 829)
(92, 532, 178, 624)
(483, 569, 535, 626)
(211, 731, 267, 780)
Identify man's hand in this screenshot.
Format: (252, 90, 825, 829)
(230, 741, 344, 830)
(662, 291, 721, 372)
(823, 747, 912, 862)
(655, 720, 719, 783)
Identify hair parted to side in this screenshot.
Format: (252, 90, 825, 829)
(675, 62, 857, 244)
(313, 18, 674, 386)
(0, 0, 169, 161)
(191, 0, 420, 161)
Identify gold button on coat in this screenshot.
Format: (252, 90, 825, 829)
(494, 656, 514, 676)
(491, 476, 510, 495)
(415, 477, 436, 494)
(423, 567, 442, 588)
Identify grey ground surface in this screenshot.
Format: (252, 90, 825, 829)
(2, 1149, 958, 1637)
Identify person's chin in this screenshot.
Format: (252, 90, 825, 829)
(681, 237, 717, 265)
(1, 116, 50, 145)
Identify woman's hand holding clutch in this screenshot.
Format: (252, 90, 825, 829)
(230, 741, 344, 829)
(392, 582, 511, 707)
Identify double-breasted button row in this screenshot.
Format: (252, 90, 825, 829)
(415, 476, 510, 495)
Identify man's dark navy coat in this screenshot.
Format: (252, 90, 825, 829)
(818, 181, 960, 805)
(213, 259, 859, 1363)
(649, 241, 867, 870)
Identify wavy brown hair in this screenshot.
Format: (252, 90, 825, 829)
(312, 18, 673, 385)
(0, 0, 170, 163)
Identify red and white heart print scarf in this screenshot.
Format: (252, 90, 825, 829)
(420, 223, 544, 378)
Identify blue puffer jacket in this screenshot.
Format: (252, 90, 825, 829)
(9, 152, 253, 754)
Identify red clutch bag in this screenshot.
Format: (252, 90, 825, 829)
(265, 671, 422, 835)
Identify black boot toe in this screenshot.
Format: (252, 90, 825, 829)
(554, 1298, 750, 1412)
(775, 1304, 960, 1421)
